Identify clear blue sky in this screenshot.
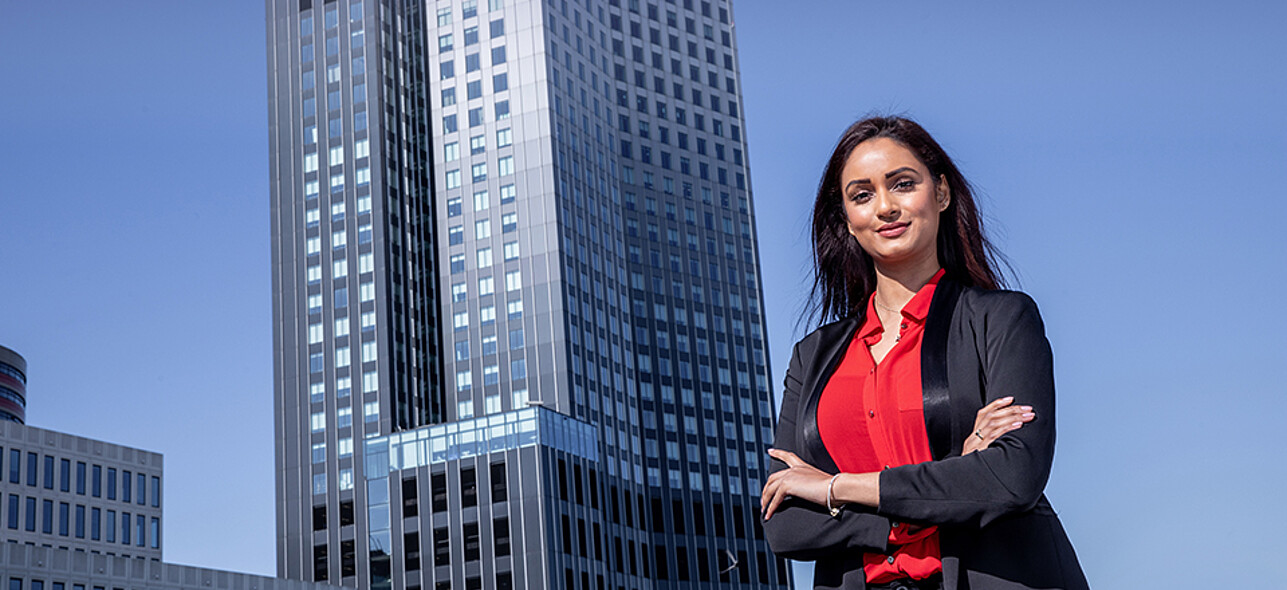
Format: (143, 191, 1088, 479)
(2, 1, 1285, 587)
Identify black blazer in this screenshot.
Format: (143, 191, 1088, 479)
(763, 279, 1088, 590)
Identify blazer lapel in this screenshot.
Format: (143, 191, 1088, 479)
(921, 277, 963, 461)
(798, 315, 862, 474)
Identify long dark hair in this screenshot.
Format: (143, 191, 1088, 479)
(805, 116, 1009, 326)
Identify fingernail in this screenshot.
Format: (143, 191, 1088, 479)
(1002, 396, 1014, 401)
(1022, 412, 1035, 418)
(1012, 421, 1023, 427)
(1020, 406, 1032, 412)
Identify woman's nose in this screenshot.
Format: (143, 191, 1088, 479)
(875, 190, 899, 219)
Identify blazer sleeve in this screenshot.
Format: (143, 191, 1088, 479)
(762, 340, 892, 560)
(877, 292, 1056, 528)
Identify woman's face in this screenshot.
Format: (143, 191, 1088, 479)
(839, 137, 950, 270)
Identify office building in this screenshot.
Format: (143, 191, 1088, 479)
(1, 344, 28, 424)
(0, 346, 338, 590)
(266, 0, 785, 588)
(1, 421, 163, 561)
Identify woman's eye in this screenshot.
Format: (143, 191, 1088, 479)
(894, 179, 916, 191)
(849, 191, 872, 202)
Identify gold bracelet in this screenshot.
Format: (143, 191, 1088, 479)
(827, 473, 842, 517)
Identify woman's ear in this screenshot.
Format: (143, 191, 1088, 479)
(937, 174, 951, 211)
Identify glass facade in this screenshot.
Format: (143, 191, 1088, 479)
(269, 0, 785, 588)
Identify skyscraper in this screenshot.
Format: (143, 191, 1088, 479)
(266, 0, 786, 588)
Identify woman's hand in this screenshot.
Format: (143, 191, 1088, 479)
(962, 396, 1035, 455)
(761, 448, 834, 520)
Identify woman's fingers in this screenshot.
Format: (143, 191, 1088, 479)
(759, 474, 783, 519)
(767, 448, 804, 467)
(979, 406, 1034, 444)
(966, 404, 1035, 452)
(974, 396, 1015, 419)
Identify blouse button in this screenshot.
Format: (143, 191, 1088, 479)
(868, 410, 875, 418)
(887, 555, 896, 564)
(900, 323, 907, 330)
(892, 521, 900, 528)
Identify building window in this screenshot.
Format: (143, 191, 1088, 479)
(314, 543, 329, 581)
(464, 522, 481, 561)
(488, 460, 508, 502)
(405, 530, 422, 570)
(26, 497, 36, 531)
(58, 501, 69, 535)
(434, 526, 450, 566)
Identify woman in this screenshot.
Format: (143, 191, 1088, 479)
(760, 116, 1087, 590)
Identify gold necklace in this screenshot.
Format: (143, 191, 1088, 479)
(872, 297, 905, 343)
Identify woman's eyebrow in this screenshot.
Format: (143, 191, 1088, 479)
(884, 166, 918, 179)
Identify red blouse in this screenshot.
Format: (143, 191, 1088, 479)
(816, 269, 945, 583)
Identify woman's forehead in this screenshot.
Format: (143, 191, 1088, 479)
(842, 137, 926, 179)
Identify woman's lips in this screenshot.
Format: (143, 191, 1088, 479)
(876, 222, 909, 238)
